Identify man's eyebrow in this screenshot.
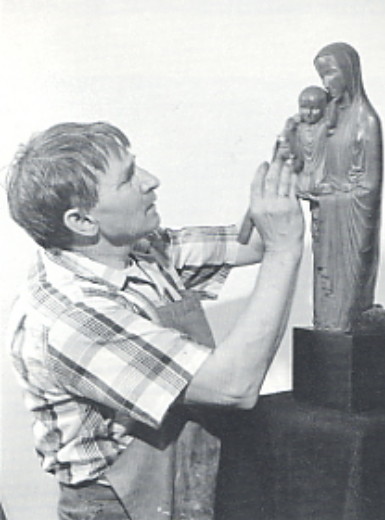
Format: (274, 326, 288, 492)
(119, 159, 135, 185)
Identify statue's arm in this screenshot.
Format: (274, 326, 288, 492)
(315, 113, 383, 197)
(350, 113, 383, 194)
(274, 116, 304, 172)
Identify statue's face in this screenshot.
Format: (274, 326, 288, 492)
(314, 54, 347, 101)
(299, 94, 325, 124)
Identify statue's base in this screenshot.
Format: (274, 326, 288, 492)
(293, 327, 385, 412)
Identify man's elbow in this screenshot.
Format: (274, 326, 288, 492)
(184, 360, 265, 409)
(237, 393, 261, 410)
(222, 380, 262, 410)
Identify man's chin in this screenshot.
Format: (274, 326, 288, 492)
(143, 216, 162, 239)
(151, 212, 161, 229)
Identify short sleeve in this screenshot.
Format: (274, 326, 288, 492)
(166, 225, 239, 298)
(46, 295, 211, 428)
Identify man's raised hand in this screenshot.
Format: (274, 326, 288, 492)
(249, 159, 304, 254)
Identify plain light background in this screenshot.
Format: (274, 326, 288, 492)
(1, 1, 385, 518)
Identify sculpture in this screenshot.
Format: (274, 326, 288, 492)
(238, 86, 329, 245)
(273, 43, 383, 332)
(275, 85, 329, 198)
(310, 42, 383, 332)
(291, 45, 385, 416)
(240, 43, 382, 333)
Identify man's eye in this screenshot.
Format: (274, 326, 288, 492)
(120, 168, 135, 186)
(119, 177, 131, 188)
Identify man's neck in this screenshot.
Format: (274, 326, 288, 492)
(72, 242, 134, 270)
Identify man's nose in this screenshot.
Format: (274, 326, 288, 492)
(138, 167, 160, 192)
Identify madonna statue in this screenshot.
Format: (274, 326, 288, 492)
(311, 42, 383, 332)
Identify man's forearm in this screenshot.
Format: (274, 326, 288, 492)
(184, 246, 302, 408)
(222, 248, 302, 406)
(185, 158, 304, 408)
(234, 224, 264, 266)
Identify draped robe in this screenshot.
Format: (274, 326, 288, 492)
(312, 44, 383, 331)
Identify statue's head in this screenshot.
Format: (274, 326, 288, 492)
(298, 86, 328, 124)
(314, 42, 363, 103)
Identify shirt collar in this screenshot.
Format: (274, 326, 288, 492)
(43, 248, 146, 291)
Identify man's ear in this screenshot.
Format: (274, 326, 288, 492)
(63, 208, 99, 237)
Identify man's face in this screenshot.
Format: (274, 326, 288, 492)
(315, 55, 346, 101)
(89, 149, 161, 246)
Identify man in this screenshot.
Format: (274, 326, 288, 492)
(6, 121, 304, 519)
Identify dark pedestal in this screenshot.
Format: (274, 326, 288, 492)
(215, 392, 385, 520)
(293, 327, 385, 412)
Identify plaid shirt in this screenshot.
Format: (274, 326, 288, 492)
(8, 225, 238, 485)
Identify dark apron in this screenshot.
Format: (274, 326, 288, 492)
(105, 291, 221, 520)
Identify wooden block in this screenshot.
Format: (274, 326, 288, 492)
(293, 328, 385, 412)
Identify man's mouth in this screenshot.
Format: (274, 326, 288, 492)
(146, 201, 157, 213)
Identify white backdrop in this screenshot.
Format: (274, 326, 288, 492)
(1, 1, 385, 518)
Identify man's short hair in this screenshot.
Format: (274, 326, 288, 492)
(7, 122, 130, 250)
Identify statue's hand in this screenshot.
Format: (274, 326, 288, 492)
(296, 190, 313, 201)
(275, 138, 292, 161)
(312, 182, 333, 195)
(340, 182, 355, 192)
(285, 115, 300, 132)
(347, 168, 363, 184)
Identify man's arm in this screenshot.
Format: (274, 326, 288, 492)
(233, 226, 264, 265)
(184, 158, 304, 409)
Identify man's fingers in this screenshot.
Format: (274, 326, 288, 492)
(277, 159, 293, 197)
(251, 159, 298, 200)
(263, 159, 281, 196)
(237, 210, 253, 244)
(289, 168, 298, 198)
(251, 161, 269, 198)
